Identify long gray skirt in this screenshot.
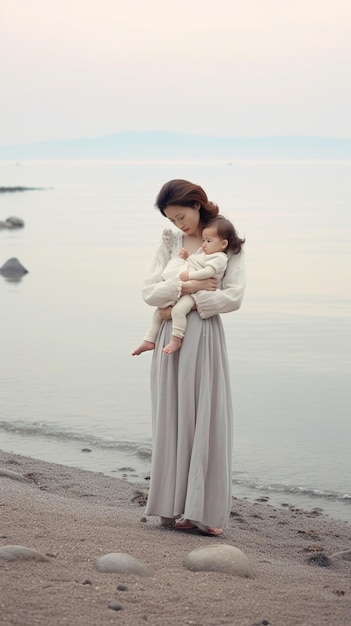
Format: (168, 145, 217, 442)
(145, 311, 233, 529)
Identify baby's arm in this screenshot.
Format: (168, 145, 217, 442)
(178, 247, 189, 260)
(193, 251, 246, 318)
(180, 265, 216, 281)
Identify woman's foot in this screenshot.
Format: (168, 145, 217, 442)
(174, 518, 196, 531)
(132, 340, 155, 356)
(195, 523, 223, 536)
(162, 337, 182, 354)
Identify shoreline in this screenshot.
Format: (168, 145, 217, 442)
(1, 449, 350, 626)
(1, 434, 350, 525)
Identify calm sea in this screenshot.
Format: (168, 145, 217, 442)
(1, 159, 350, 522)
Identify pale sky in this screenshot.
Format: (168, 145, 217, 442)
(1, 0, 351, 145)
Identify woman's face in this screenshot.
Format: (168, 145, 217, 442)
(164, 204, 201, 237)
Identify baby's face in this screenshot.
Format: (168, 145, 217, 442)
(202, 225, 227, 254)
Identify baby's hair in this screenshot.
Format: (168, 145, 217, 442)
(204, 216, 245, 255)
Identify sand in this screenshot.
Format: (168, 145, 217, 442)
(0, 449, 350, 626)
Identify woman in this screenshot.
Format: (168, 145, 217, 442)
(140, 179, 245, 535)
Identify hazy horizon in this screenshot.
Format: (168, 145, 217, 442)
(1, 130, 351, 150)
(1, 132, 351, 160)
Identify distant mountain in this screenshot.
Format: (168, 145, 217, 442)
(0, 132, 350, 160)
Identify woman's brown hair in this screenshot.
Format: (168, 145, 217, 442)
(156, 179, 245, 254)
(155, 179, 219, 224)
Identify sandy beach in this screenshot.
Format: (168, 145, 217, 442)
(0, 449, 350, 626)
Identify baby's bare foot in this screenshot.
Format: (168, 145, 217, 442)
(132, 340, 155, 356)
(162, 337, 182, 354)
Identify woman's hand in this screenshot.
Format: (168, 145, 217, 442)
(179, 269, 189, 281)
(158, 306, 173, 320)
(181, 278, 218, 295)
(157, 279, 217, 319)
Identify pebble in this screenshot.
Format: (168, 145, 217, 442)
(184, 544, 254, 578)
(117, 584, 128, 591)
(95, 552, 152, 576)
(108, 602, 123, 611)
(307, 553, 332, 567)
(0, 545, 50, 562)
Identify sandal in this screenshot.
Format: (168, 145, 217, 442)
(196, 523, 223, 536)
(174, 518, 197, 531)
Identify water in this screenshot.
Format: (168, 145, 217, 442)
(1, 159, 350, 522)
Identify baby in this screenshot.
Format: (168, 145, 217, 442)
(132, 216, 235, 355)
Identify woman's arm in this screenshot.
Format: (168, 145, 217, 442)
(142, 229, 226, 311)
(142, 230, 182, 308)
(192, 250, 246, 318)
(158, 277, 219, 320)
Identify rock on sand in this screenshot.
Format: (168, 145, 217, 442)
(0, 545, 49, 562)
(95, 552, 152, 576)
(184, 544, 254, 578)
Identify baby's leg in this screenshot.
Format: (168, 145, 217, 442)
(132, 340, 155, 356)
(163, 295, 195, 354)
(132, 309, 162, 355)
